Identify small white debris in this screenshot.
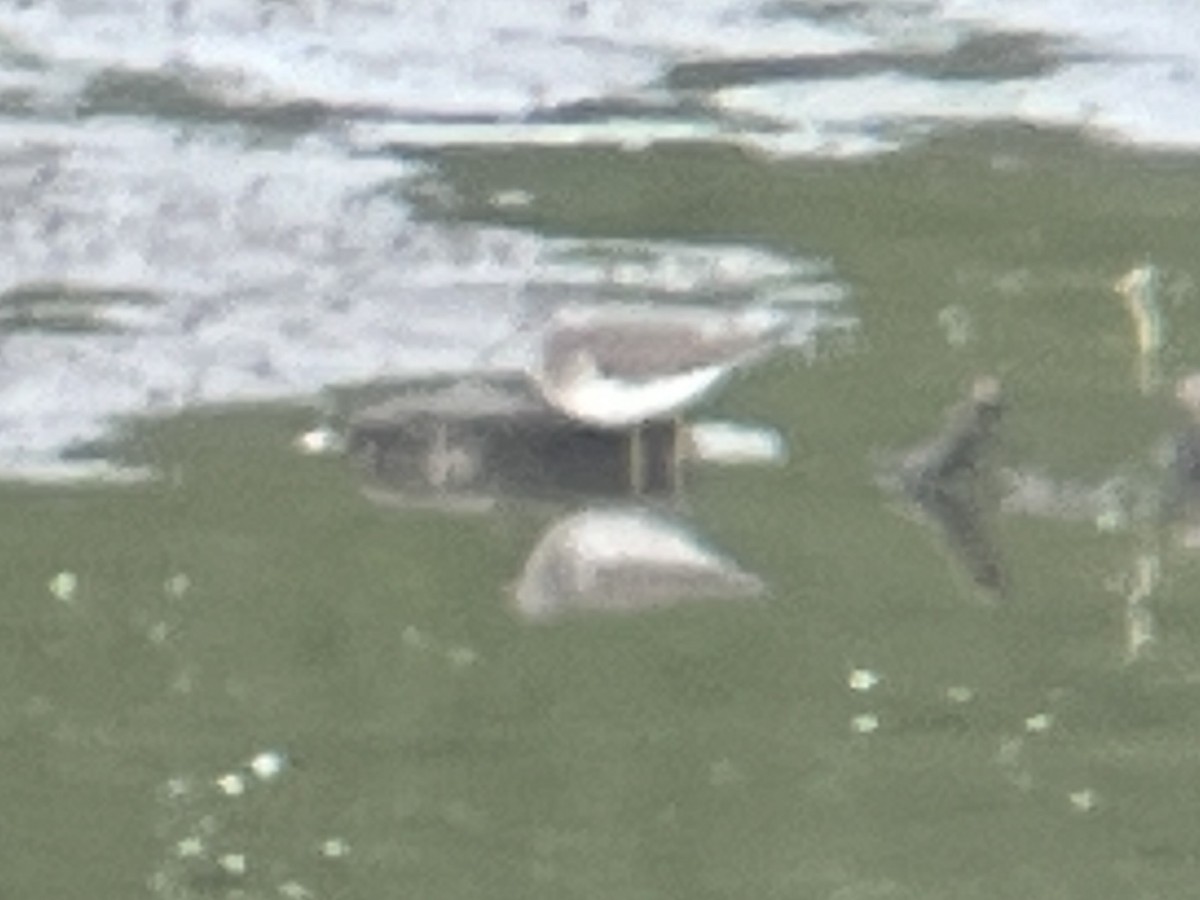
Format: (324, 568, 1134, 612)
(217, 853, 247, 876)
(278, 881, 314, 900)
(294, 427, 344, 456)
(164, 573, 191, 599)
(446, 646, 480, 668)
(48, 571, 78, 603)
(175, 836, 205, 859)
(250, 750, 287, 781)
(1024, 713, 1054, 734)
(215, 773, 246, 797)
(848, 669, 881, 693)
(490, 189, 533, 209)
(945, 685, 974, 704)
(851, 713, 880, 734)
(684, 421, 788, 466)
(320, 838, 350, 859)
(1069, 788, 1099, 813)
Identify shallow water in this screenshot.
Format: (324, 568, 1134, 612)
(6, 3, 1200, 898)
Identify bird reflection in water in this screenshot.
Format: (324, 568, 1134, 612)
(341, 376, 776, 620)
(881, 376, 1008, 597)
(1114, 261, 1166, 396)
(512, 506, 765, 623)
(1159, 372, 1200, 547)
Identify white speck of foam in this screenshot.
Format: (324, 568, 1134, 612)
(217, 853, 247, 876)
(278, 881, 314, 900)
(851, 713, 880, 734)
(1069, 788, 1099, 813)
(1024, 712, 1054, 734)
(175, 836, 205, 859)
(491, 189, 533, 209)
(249, 750, 287, 781)
(215, 773, 246, 797)
(320, 838, 350, 859)
(848, 668, 882, 692)
(294, 426, 344, 456)
(48, 571, 78, 603)
(685, 421, 788, 466)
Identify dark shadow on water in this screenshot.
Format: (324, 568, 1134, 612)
(665, 31, 1082, 91)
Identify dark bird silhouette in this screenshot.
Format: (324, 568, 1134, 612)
(891, 377, 1009, 596)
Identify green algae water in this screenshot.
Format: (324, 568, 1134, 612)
(6, 125, 1200, 899)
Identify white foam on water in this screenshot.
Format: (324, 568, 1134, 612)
(1025, 60, 1200, 149)
(6, 0, 1200, 149)
(717, 73, 1036, 145)
(6, 0, 1200, 155)
(941, 0, 1200, 60)
(722, 56, 1200, 154)
(716, 0, 1200, 154)
(0, 0, 868, 119)
(935, 0, 1200, 150)
(347, 119, 726, 152)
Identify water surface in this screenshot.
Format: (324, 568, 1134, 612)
(5, 2, 1200, 898)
